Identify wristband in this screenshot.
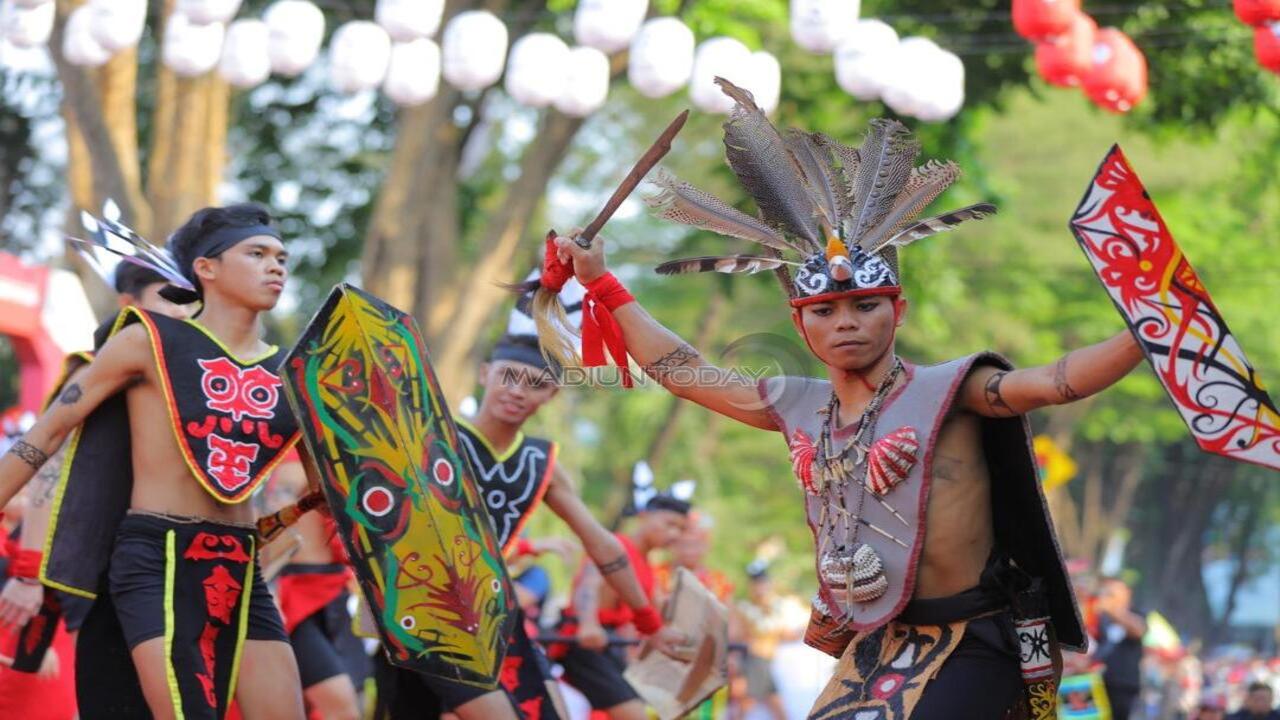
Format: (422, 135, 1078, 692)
(9, 547, 42, 580)
(631, 604, 663, 636)
(584, 273, 635, 312)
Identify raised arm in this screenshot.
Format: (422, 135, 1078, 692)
(961, 330, 1145, 418)
(0, 325, 150, 509)
(553, 234, 778, 431)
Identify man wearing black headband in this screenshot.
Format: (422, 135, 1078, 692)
(0, 203, 315, 719)
(553, 490, 692, 720)
(376, 330, 688, 720)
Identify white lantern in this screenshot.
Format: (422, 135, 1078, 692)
(744, 51, 782, 114)
(328, 21, 392, 94)
(915, 50, 965, 122)
(573, 0, 647, 54)
(441, 10, 507, 91)
(833, 19, 898, 101)
(628, 17, 694, 99)
(63, 5, 111, 67)
(505, 32, 570, 108)
(383, 38, 440, 106)
(3, 1, 53, 48)
(554, 46, 609, 117)
(881, 37, 944, 119)
(88, 0, 147, 53)
(10, 0, 50, 8)
(689, 37, 753, 113)
(176, 0, 243, 25)
(264, 0, 325, 77)
(791, 0, 861, 53)
(219, 19, 270, 88)
(375, 0, 443, 42)
(163, 12, 225, 77)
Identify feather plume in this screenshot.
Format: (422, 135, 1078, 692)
(645, 169, 797, 253)
(813, 133, 860, 204)
(784, 130, 846, 228)
(716, 78, 822, 251)
(868, 203, 998, 253)
(655, 255, 794, 276)
(846, 119, 919, 246)
(858, 160, 962, 250)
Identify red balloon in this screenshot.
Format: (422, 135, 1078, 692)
(1036, 12, 1097, 87)
(1082, 28, 1148, 114)
(1235, 0, 1280, 27)
(1013, 0, 1083, 42)
(1257, 22, 1280, 73)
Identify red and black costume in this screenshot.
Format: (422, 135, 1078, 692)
(41, 308, 300, 720)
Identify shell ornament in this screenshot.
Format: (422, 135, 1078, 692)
(819, 544, 888, 606)
(866, 426, 919, 496)
(789, 429, 819, 494)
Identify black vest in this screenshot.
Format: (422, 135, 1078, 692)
(455, 419, 556, 552)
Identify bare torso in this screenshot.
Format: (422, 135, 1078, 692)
(125, 358, 258, 524)
(914, 410, 994, 599)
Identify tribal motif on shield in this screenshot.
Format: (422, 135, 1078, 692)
(1070, 146, 1280, 471)
(282, 284, 516, 688)
(807, 620, 964, 720)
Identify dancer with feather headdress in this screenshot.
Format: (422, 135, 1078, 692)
(543, 79, 1146, 719)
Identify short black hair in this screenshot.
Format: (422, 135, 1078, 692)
(167, 203, 275, 291)
(112, 261, 168, 297)
(1248, 682, 1273, 694)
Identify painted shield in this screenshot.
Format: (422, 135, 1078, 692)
(281, 284, 516, 687)
(1070, 146, 1280, 471)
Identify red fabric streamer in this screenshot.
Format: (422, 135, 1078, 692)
(3, 540, 40, 580)
(581, 273, 636, 389)
(539, 233, 573, 293)
(631, 605, 663, 636)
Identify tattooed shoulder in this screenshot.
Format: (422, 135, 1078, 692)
(59, 383, 83, 405)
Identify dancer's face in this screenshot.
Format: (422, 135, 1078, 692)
(121, 282, 193, 319)
(793, 294, 903, 372)
(639, 510, 687, 550)
(194, 235, 289, 312)
(478, 359, 558, 426)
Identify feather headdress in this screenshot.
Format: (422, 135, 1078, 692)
(66, 199, 195, 298)
(649, 78, 997, 306)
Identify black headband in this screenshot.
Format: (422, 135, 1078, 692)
(642, 494, 691, 516)
(161, 223, 281, 304)
(489, 336, 559, 374)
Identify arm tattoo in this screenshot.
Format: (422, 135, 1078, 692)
(597, 553, 630, 575)
(29, 454, 63, 508)
(1053, 357, 1084, 402)
(643, 343, 699, 380)
(8, 440, 49, 470)
(58, 382, 83, 405)
(983, 371, 1016, 416)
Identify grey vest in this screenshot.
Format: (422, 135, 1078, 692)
(761, 353, 1085, 650)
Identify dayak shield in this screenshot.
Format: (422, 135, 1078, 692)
(281, 284, 517, 688)
(1070, 146, 1280, 471)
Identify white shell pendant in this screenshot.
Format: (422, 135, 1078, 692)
(819, 544, 888, 608)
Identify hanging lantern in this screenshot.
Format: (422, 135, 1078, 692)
(329, 21, 392, 94)
(1035, 11, 1096, 87)
(264, 0, 325, 77)
(10, 0, 51, 8)
(1235, 0, 1280, 26)
(833, 18, 899, 101)
(88, 0, 147, 53)
(376, 0, 444, 42)
(628, 17, 695, 99)
(1012, 0, 1082, 42)
(505, 32, 570, 108)
(690, 37, 753, 113)
(163, 12, 226, 77)
(791, 0, 861, 53)
(3, 1, 52, 48)
(574, 0, 648, 54)
(219, 19, 271, 88)
(1256, 22, 1280, 73)
(555, 46, 610, 117)
(747, 51, 782, 114)
(915, 50, 965, 123)
(383, 39, 441, 106)
(441, 10, 507, 91)
(176, 0, 243, 25)
(63, 5, 112, 67)
(1082, 28, 1147, 113)
(881, 37, 942, 119)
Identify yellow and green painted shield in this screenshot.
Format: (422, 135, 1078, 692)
(281, 284, 515, 688)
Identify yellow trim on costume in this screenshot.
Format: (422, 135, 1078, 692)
(226, 535, 256, 708)
(163, 530, 187, 720)
(38, 426, 99, 599)
(456, 417, 525, 464)
(182, 318, 279, 366)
